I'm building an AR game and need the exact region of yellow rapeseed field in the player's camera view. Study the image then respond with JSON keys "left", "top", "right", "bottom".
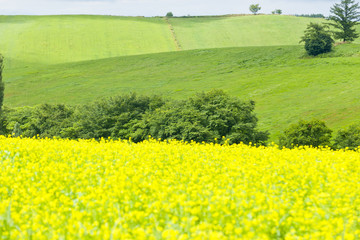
{"left": 0, "top": 136, "right": 359, "bottom": 239}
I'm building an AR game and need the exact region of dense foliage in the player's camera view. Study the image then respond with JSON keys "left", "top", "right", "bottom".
{"left": 130, "top": 90, "right": 269, "bottom": 144}
{"left": 9, "top": 104, "right": 74, "bottom": 138}
{"left": 0, "top": 56, "right": 4, "bottom": 112}
{"left": 327, "top": 0, "right": 360, "bottom": 42}
{"left": 3, "top": 91, "right": 268, "bottom": 145}
{"left": 333, "top": 123, "right": 360, "bottom": 150}
{"left": 300, "top": 23, "right": 334, "bottom": 56}
{"left": 279, "top": 119, "right": 333, "bottom": 148}
{"left": 68, "top": 94, "right": 164, "bottom": 140}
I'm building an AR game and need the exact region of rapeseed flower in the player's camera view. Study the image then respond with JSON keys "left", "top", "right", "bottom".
{"left": 0, "top": 136, "right": 359, "bottom": 239}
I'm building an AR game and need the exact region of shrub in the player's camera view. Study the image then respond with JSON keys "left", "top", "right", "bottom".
{"left": 6, "top": 104, "right": 74, "bottom": 138}
{"left": 333, "top": 123, "right": 360, "bottom": 150}
{"left": 279, "top": 119, "right": 332, "bottom": 148}
{"left": 2, "top": 91, "right": 267, "bottom": 145}
{"left": 300, "top": 22, "right": 334, "bottom": 56}
{"left": 0, "top": 108, "right": 8, "bottom": 135}
{"left": 131, "top": 90, "right": 269, "bottom": 144}
{"left": 68, "top": 93, "right": 165, "bottom": 140}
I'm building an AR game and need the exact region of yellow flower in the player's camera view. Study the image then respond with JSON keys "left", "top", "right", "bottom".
{"left": 0, "top": 136, "right": 359, "bottom": 239}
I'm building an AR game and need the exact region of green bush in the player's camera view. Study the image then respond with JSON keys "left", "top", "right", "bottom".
{"left": 2, "top": 91, "right": 268, "bottom": 145}
{"left": 130, "top": 101, "right": 213, "bottom": 143}
{"left": 131, "top": 90, "right": 269, "bottom": 144}
{"left": 67, "top": 93, "right": 164, "bottom": 140}
{"left": 279, "top": 119, "right": 332, "bottom": 148}
{"left": 0, "top": 108, "right": 8, "bottom": 135}
{"left": 333, "top": 124, "right": 360, "bottom": 150}
{"left": 300, "top": 23, "right": 334, "bottom": 56}
{"left": 5, "top": 104, "right": 74, "bottom": 138}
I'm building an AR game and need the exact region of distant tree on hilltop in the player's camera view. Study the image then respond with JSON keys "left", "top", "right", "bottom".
{"left": 249, "top": 4, "right": 261, "bottom": 15}
{"left": 166, "top": 12, "right": 174, "bottom": 17}
{"left": 327, "top": 0, "right": 360, "bottom": 42}
{"left": 272, "top": 9, "right": 282, "bottom": 15}
{"left": 295, "top": 14, "right": 325, "bottom": 18}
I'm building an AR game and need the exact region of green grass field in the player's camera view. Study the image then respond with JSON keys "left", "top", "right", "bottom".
{"left": 0, "top": 14, "right": 329, "bottom": 69}
{"left": 169, "top": 15, "right": 324, "bottom": 49}
{"left": 5, "top": 43, "right": 360, "bottom": 138}
{"left": 1, "top": 14, "right": 360, "bottom": 138}
{"left": 0, "top": 15, "right": 176, "bottom": 68}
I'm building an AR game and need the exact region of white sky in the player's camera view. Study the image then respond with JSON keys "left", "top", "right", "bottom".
{"left": 0, "top": 0, "right": 339, "bottom": 16}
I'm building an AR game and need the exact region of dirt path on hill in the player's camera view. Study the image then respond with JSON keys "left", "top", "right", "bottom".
{"left": 165, "top": 18, "right": 182, "bottom": 51}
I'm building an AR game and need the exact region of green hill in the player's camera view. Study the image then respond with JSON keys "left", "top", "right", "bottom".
{"left": 169, "top": 15, "right": 325, "bottom": 49}
{"left": 0, "top": 15, "right": 329, "bottom": 69}
{"left": 1, "top": 14, "right": 360, "bottom": 138}
{"left": 0, "top": 15, "right": 176, "bottom": 68}
{"left": 5, "top": 44, "right": 360, "bottom": 138}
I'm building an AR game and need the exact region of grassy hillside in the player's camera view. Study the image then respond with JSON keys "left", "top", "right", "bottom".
{"left": 2, "top": 14, "right": 360, "bottom": 138}
{"left": 169, "top": 15, "right": 325, "bottom": 49}
{"left": 5, "top": 44, "right": 360, "bottom": 138}
{"left": 0, "top": 14, "right": 336, "bottom": 69}
{"left": 0, "top": 15, "right": 176, "bottom": 68}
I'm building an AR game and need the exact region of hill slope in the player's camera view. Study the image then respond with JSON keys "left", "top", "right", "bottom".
{"left": 0, "top": 15, "right": 176, "bottom": 68}
{"left": 169, "top": 15, "right": 324, "bottom": 49}
{"left": 0, "top": 14, "right": 333, "bottom": 69}
{"left": 2, "top": 15, "right": 360, "bottom": 138}
{"left": 5, "top": 44, "right": 360, "bottom": 138}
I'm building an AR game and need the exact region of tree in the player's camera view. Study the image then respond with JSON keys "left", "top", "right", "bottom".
{"left": 5, "top": 104, "right": 74, "bottom": 138}
{"left": 0, "top": 55, "right": 4, "bottom": 112}
{"left": 333, "top": 124, "right": 360, "bottom": 150}
{"left": 327, "top": 0, "right": 360, "bottom": 42}
{"left": 130, "top": 90, "right": 269, "bottom": 145}
{"left": 70, "top": 93, "right": 164, "bottom": 140}
{"left": 249, "top": 4, "right": 261, "bottom": 15}
{"left": 300, "top": 22, "right": 334, "bottom": 56}
{"left": 279, "top": 119, "right": 332, "bottom": 149}
{"left": 166, "top": 12, "right": 174, "bottom": 17}
{"left": 272, "top": 9, "right": 282, "bottom": 15}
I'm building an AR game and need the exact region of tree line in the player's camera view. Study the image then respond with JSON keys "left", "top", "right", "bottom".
{"left": 1, "top": 88, "right": 360, "bottom": 150}
{"left": 2, "top": 90, "right": 269, "bottom": 145}
{"left": 279, "top": 119, "right": 360, "bottom": 150}
{"left": 295, "top": 14, "right": 325, "bottom": 18}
